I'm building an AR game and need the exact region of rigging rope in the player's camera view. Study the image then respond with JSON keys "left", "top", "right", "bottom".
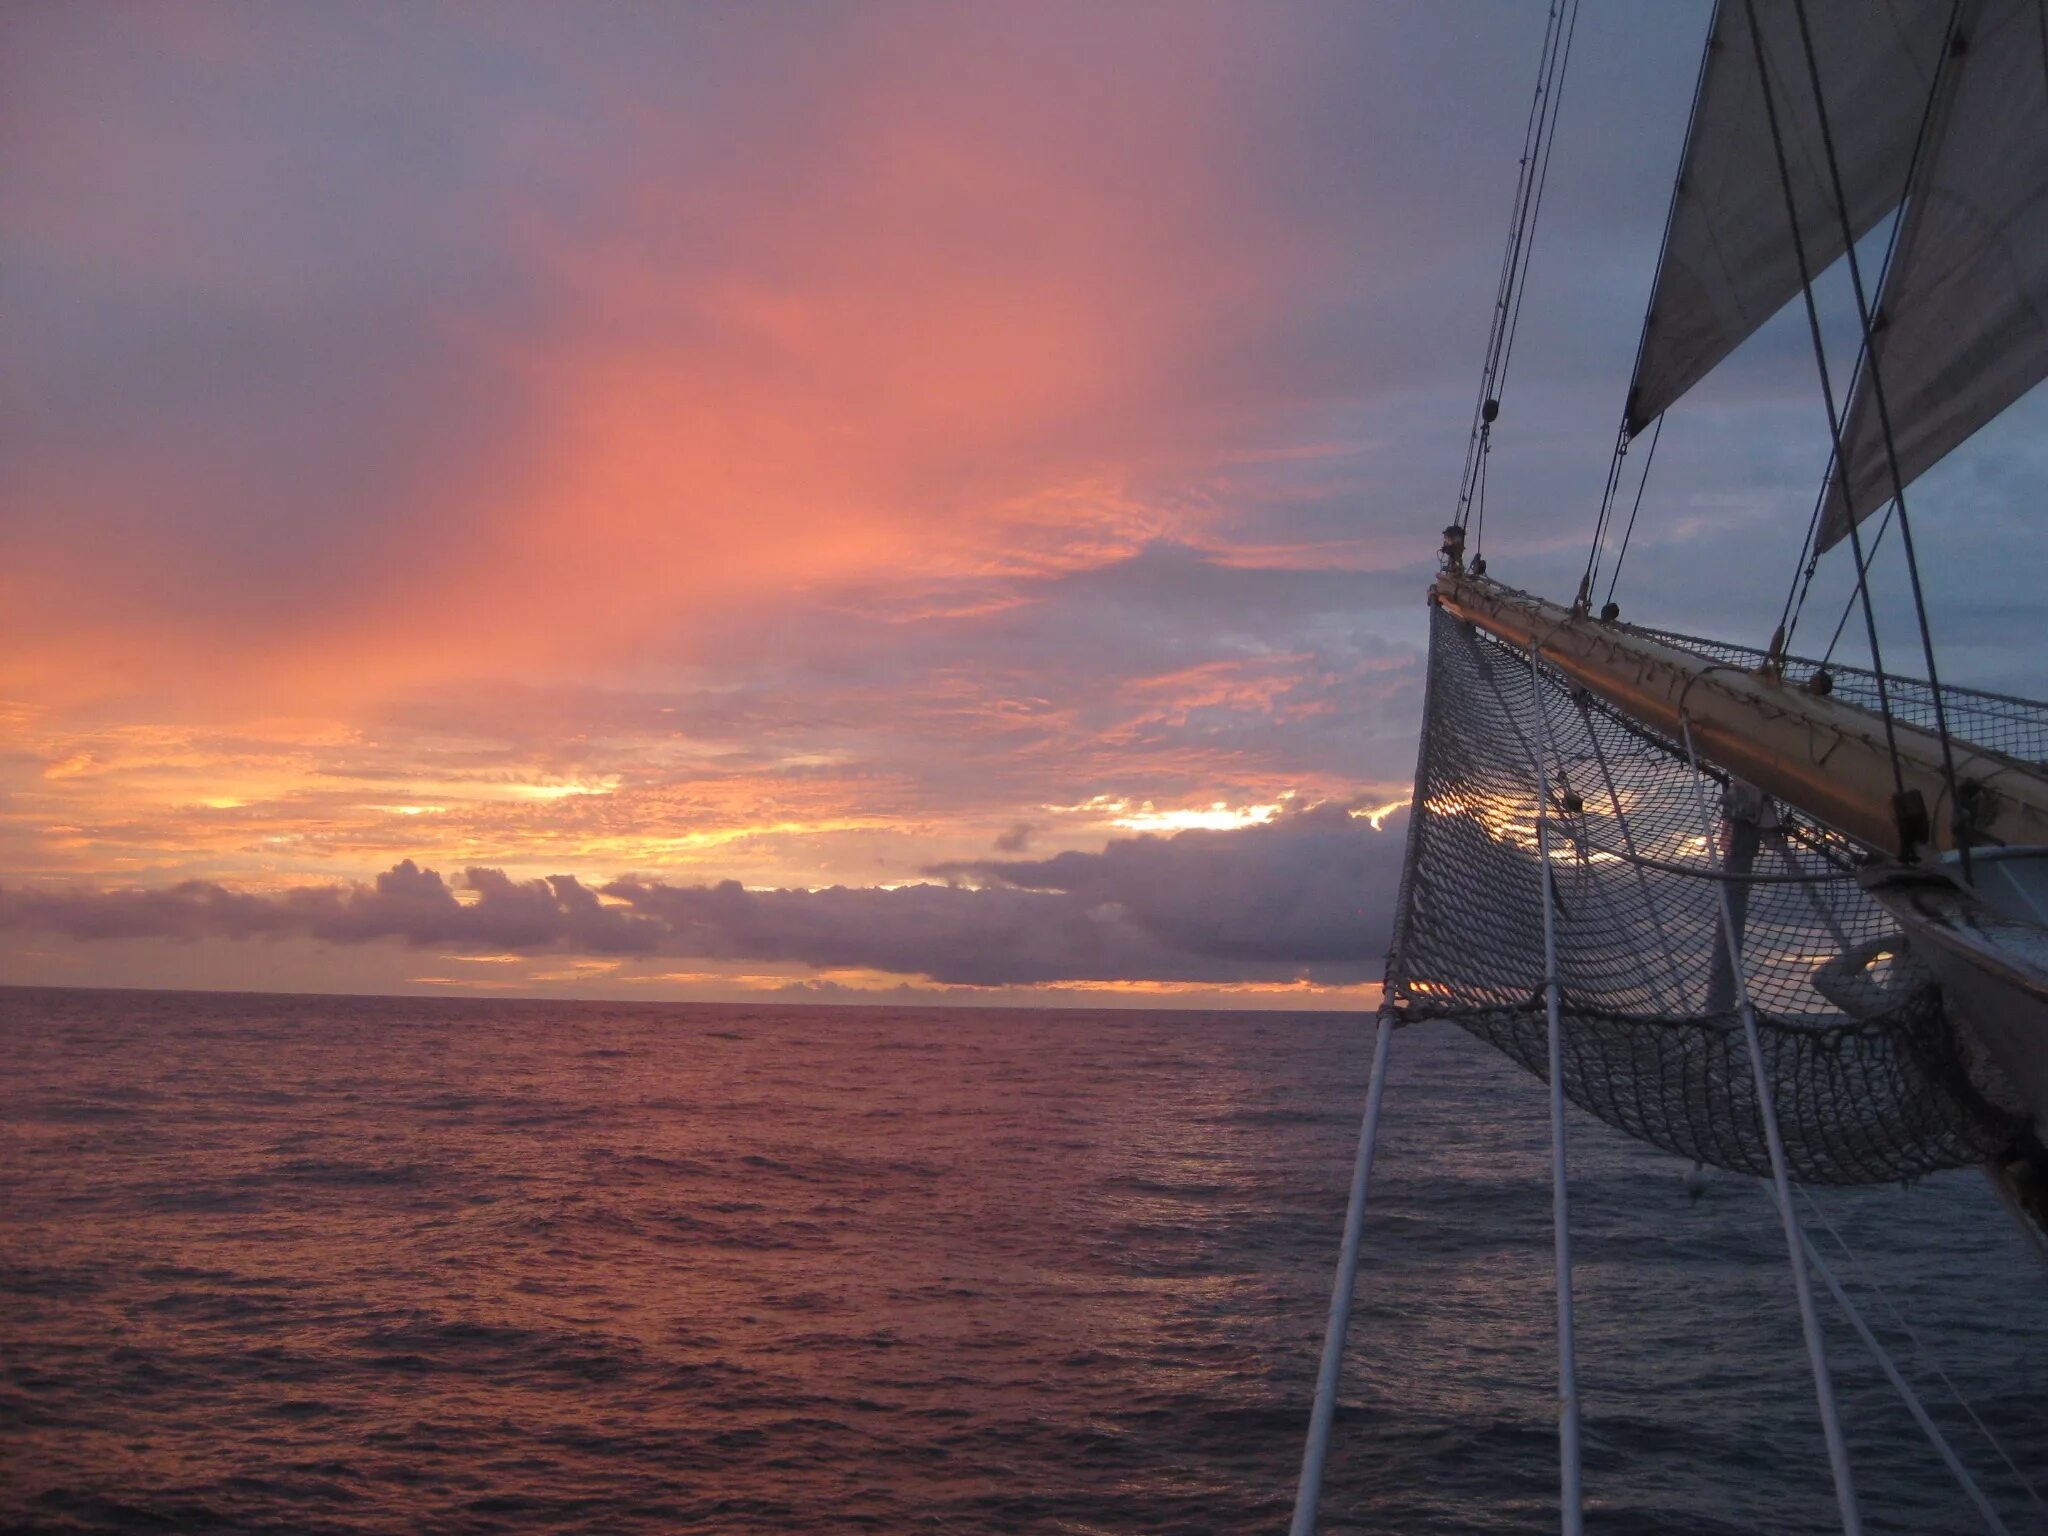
{"left": 1784, "top": 0, "right": 1973, "bottom": 877}
{"left": 1599, "top": 413, "right": 1662, "bottom": 609}
{"left": 1288, "top": 1011, "right": 1395, "bottom": 1536}
{"left": 1777, "top": 1190, "right": 2014, "bottom": 1536}
{"left": 1581, "top": 1, "right": 1714, "bottom": 607}
{"left": 1821, "top": 507, "right": 1895, "bottom": 668}
{"left": 1774, "top": 0, "right": 1962, "bottom": 659}
{"left": 1552, "top": 821, "right": 1858, "bottom": 883}
{"left": 1453, "top": 0, "right": 1582, "bottom": 553}
{"left": 1799, "top": 1186, "right": 2048, "bottom": 1515}
{"left": 1528, "top": 647, "right": 1587, "bottom": 1535}
{"left": 1776, "top": 478, "right": 1835, "bottom": 655}
{"left": 1740, "top": 0, "right": 1914, "bottom": 839}
{"left": 1494, "top": 0, "right": 1580, "bottom": 411}
{"left": 1682, "top": 714, "right": 1862, "bottom": 1536}
{"left": 1290, "top": 590, "right": 1446, "bottom": 1535}
{"left": 1580, "top": 424, "right": 1634, "bottom": 606}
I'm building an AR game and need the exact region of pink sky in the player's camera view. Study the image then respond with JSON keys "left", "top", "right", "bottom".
{"left": 7, "top": 3, "right": 2040, "bottom": 1005}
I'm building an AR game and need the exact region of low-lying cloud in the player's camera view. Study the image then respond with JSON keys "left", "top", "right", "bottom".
{"left": 0, "top": 802, "right": 1406, "bottom": 988}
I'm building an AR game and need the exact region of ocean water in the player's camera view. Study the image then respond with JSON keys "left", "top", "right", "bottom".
{"left": 1, "top": 988, "right": 2042, "bottom": 1535}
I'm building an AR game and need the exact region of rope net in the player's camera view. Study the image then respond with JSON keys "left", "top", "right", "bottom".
{"left": 1389, "top": 605, "right": 2021, "bottom": 1185}
{"left": 1639, "top": 625, "right": 2048, "bottom": 767}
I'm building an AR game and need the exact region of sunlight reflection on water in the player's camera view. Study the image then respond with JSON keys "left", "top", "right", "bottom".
{"left": 1, "top": 988, "right": 2042, "bottom": 1535}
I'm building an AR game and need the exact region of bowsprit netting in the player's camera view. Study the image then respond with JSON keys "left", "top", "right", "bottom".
{"left": 1638, "top": 625, "right": 2048, "bottom": 767}
{"left": 1389, "top": 606, "right": 2018, "bottom": 1185}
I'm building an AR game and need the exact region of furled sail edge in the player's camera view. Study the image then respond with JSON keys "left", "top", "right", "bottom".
{"left": 1624, "top": 0, "right": 1952, "bottom": 436}
{"left": 1820, "top": 0, "right": 2048, "bottom": 549}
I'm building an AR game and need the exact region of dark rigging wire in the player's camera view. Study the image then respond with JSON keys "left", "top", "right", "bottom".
{"left": 1582, "top": 2, "right": 1715, "bottom": 609}
{"left": 1494, "top": 0, "right": 1581, "bottom": 405}
{"left": 1580, "top": 423, "right": 1633, "bottom": 604}
{"left": 1787, "top": 0, "right": 1972, "bottom": 876}
{"left": 1822, "top": 507, "right": 1895, "bottom": 665}
{"left": 1815, "top": 0, "right": 2038, "bottom": 671}
{"left": 1739, "top": 0, "right": 1912, "bottom": 817}
{"left": 1775, "top": 0, "right": 1963, "bottom": 658}
{"left": 1600, "top": 414, "right": 1662, "bottom": 608}
{"left": 1456, "top": 0, "right": 1567, "bottom": 538}
{"left": 1453, "top": 0, "right": 1581, "bottom": 552}
{"left": 1453, "top": 3, "right": 1560, "bottom": 534}
{"left": 1826, "top": 512, "right": 1900, "bottom": 667}
{"left": 1473, "top": 434, "right": 1489, "bottom": 555}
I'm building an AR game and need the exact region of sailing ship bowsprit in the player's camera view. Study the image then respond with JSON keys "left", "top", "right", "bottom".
{"left": 1293, "top": 3, "right": 2048, "bottom": 1532}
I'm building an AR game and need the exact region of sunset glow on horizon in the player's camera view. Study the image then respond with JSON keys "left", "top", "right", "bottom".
{"left": 3, "top": 2, "right": 1478, "bottom": 1006}
{"left": 9, "top": 2, "right": 2042, "bottom": 1006}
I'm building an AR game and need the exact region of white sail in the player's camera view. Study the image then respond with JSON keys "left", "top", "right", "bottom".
{"left": 1626, "top": 0, "right": 1952, "bottom": 434}
{"left": 1821, "top": 0, "right": 2048, "bottom": 549}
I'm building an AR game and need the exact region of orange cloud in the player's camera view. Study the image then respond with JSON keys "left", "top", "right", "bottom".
{"left": 0, "top": 5, "right": 1454, "bottom": 999}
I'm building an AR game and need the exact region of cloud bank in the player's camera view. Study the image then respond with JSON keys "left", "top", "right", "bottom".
{"left": 9, "top": 4, "right": 2046, "bottom": 1002}
{"left": 0, "top": 803, "right": 1405, "bottom": 988}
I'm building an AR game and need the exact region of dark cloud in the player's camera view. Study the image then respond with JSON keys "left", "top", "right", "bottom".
{"left": 0, "top": 805, "right": 1406, "bottom": 987}
{"left": 928, "top": 800, "right": 1403, "bottom": 966}
{"left": 0, "top": 860, "right": 663, "bottom": 954}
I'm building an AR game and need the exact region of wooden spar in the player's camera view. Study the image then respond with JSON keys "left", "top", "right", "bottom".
{"left": 1430, "top": 571, "right": 2048, "bottom": 857}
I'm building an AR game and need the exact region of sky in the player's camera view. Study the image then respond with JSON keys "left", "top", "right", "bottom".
{"left": 5, "top": 1, "right": 2045, "bottom": 1009}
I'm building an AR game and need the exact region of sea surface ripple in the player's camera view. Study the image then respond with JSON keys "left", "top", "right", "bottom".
{"left": 2, "top": 987, "right": 2043, "bottom": 1534}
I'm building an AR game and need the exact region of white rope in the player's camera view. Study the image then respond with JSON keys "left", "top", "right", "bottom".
{"left": 1768, "top": 1188, "right": 2013, "bottom": 1535}
{"left": 1528, "top": 648, "right": 1586, "bottom": 1536}
{"left": 1289, "top": 1008, "right": 1396, "bottom": 1536}
{"left": 1681, "top": 718, "right": 1862, "bottom": 1536}
{"left": 1799, "top": 1186, "right": 2046, "bottom": 1513}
